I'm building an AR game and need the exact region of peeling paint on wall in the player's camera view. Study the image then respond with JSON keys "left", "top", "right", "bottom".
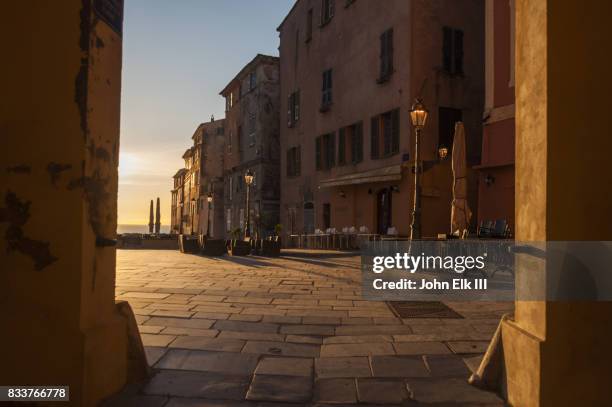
{"left": 0, "top": 191, "right": 58, "bottom": 271}
{"left": 47, "top": 162, "right": 72, "bottom": 186}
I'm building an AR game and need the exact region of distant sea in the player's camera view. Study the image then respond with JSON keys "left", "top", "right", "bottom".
{"left": 117, "top": 224, "right": 170, "bottom": 234}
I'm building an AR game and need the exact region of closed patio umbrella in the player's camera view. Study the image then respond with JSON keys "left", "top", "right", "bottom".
{"left": 451, "top": 122, "right": 472, "bottom": 237}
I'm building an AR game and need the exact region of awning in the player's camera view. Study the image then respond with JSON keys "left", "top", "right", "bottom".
{"left": 319, "top": 165, "right": 402, "bottom": 188}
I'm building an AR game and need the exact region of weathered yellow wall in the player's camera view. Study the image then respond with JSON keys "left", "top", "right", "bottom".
{"left": 507, "top": 0, "right": 612, "bottom": 405}
{"left": 0, "top": 1, "right": 128, "bottom": 405}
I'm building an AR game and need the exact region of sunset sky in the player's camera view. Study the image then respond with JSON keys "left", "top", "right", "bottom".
{"left": 118, "top": 0, "right": 294, "bottom": 226}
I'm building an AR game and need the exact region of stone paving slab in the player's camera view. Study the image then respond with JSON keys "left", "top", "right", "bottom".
{"left": 407, "top": 377, "right": 504, "bottom": 404}
{"left": 446, "top": 340, "right": 491, "bottom": 354}
{"left": 146, "top": 316, "right": 215, "bottom": 329}
{"left": 143, "top": 370, "right": 250, "bottom": 400}
{"left": 170, "top": 336, "right": 246, "bottom": 352}
{"left": 157, "top": 349, "right": 259, "bottom": 375}
{"left": 242, "top": 340, "right": 320, "bottom": 357}
{"left": 112, "top": 249, "right": 513, "bottom": 406}
{"left": 314, "top": 378, "right": 358, "bottom": 404}
{"left": 356, "top": 378, "right": 410, "bottom": 404}
{"left": 315, "top": 357, "right": 371, "bottom": 378}
{"left": 370, "top": 356, "right": 429, "bottom": 378}
{"left": 246, "top": 375, "right": 312, "bottom": 403}
{"left": 254, "top": 356, "right": 313, "bottom": 377}
{"left": 320, "top": 342, "right": 396, "bottom": 357}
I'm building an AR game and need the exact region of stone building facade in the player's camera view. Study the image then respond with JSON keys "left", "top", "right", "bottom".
{"left": 220, "top": 54, "right": 281, "bottom": 238}
{"left": 170, "top": 119, "right": 226, "bottom": 237}
{"left": 170, "top": 168, "right": 187, "bottom": 234}
{"left": 193, "top": 118, "right": 226, "bottom": 238}
{"left": 475, "top": 0, "right": 515, "bottom": 232}
{"left": 278, "top": 0, "right": 484, "bottom": 238}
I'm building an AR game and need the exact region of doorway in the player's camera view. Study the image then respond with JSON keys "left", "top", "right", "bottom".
{"left": 377, "top": 188, "right": 392, "bottom": 235}
{"left": 303, "top": 202, "right": 314, "bottom": 234}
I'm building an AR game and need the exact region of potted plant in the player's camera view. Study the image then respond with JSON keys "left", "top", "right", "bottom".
{"left": 228, "top": 228, "right": 251, "bottom": 256}
{"left": 262, "top": 224, "right": 282, "bottom": 257}
{"left": 178, "top": 234, "right": 199, "bottom": 254}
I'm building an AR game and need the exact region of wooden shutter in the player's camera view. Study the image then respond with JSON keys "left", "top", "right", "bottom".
{"left": 287, "top": 94, "right": 293, "bottom": 127}
{"left": 454, "top": 30, "right": 464, "bottom": 74}
{"left": 354, "top": 121, "right": 363, "bottom": 163}
{"left": 295, "top": 90, "right": 300, "bottom": 121}
{"left": 380, "top": 31, "right": 387, "bottom": 78}
{"left": 387, "top": 29, "right": 394, "bottom": 74}
{"left": 442, "top": 26, "right": 452, "bottom": 73}
{"left": 328, "top": 132, "right": 336, "bottom": 168}
{"left": 371, "top": 117, "right": 379, "bottom": 159}
{"left": 321, "top": 71, "right": 327, "bottom": 106}
{"left": 383, "top": 113, "right": 392, "bottom": 156}
{"left": 338, "top": 128, "right": 346, "bottom": 165}
{"left": 315, "top": 137, "right": 322, "bottom": 170}
{"left": 391, "top": 108, "right": 400, "bottom": 153}
{"left": 296, "top": 145, "right": 301, "bottom": 175}
{"left": 329, "top": 0, "right": 335, "bottom": 19}
{"left": 286, "top": 149, "right": 292, "bottom": 176}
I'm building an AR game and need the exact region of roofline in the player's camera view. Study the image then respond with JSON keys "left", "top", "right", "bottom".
{"left": 172, "top": 168, "right": 187, "bottom": 178}
{"left": 277, "top": 0, "right": 300, "bottom": 32}
{"left": 219, "top": 53, "right": 280, "bottom": 96}
{"left": 191, "top": 118, "right": 226, "bottom": 139}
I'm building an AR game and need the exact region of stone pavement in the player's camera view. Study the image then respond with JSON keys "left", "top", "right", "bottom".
{"left": 104, "top": 249, "right": 511, "bottom": 407}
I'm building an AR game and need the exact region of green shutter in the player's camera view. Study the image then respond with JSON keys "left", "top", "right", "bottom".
{"left": 355, "top": 121, "right": 363, "bottom": 163}
{"left": 371, "top": 117, "right": 379, "bottom": 159}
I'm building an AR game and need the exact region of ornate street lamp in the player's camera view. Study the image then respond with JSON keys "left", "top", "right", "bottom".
{"left": 206, "top": 192, "right": 213, "bottom": 238}
{"left": 438, "top": 146, "right": 449, "bottom": 161}
{"left": 244, "top": 169, "right": 254, "bottom": 240}
{"left": 409, "top": 98, "right": 429, "bottom": 240}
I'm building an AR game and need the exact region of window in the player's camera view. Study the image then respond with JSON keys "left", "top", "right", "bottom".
{"left": 321, "top": 69, "right": 333, "bottom": 110}
{"left": 379, "top": 28, "right": 394, "bottom": 82}
{"left": 248, "top": 113, "right": 256, "bottom": 146}
{"left": 338, "top": 121, "right": 363, "bottom": 165}
{"left": 239, "top": 208, "right": 245, "bottom": 229}
{"left": 321, "top": 0, "right": 335, "bottom": 25}
{"left": 295, "top": 30, "right": 300, "bottom": 66}
{"left": 438, "top": 107, "right": 462, "bottom": 151}
{"left": 316, "top": 132, "right": 335, "bottom": 170}
{"left": 228, "top": 130, "right": 233, "bottom": 153}
{"left": 306, "top": 9, "right": 313, "bottom": 42}
{"left": 229, "top": 176, "right": 233, "bottom": 201}
{"left": 249, "top": 71, "right": 257, "bottom": 91}
{"left": 442, "top": 26, "right": 464, "bottom": 75}
{"left": 216, "top": 126, "right": 224, "bottom": 135}
{"left": 371, "top": 108, "right": 400, "bottom": 158}
{"left": 287, "top": 90, "right": 300, "bottom": 127}
{"left": 226, "top": 91, "right": 235, "bottom": 111}
{"left": 286, "top": 146, "right": 301, "bottom": 177}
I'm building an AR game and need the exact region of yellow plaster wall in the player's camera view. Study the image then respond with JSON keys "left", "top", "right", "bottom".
{"left": 507, "top": 0, "right": 612, "bottom": 405}
{"left": 0, "top": 1, "right": 129, "bottom": 405}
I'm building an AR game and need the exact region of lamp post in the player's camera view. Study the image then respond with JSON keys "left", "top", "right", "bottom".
{"left": 409, "top": 98, "right": 429, "bottom": 240}
{"left": 244, "top": 169, "right": 254, "bottom": 240}
{"left": 206, "top": 192, "right": 213, "bottom": 238}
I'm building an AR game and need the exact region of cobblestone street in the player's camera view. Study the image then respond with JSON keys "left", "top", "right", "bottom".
{"left": 106, "top": 250, "right": 511, "bottom": 406}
